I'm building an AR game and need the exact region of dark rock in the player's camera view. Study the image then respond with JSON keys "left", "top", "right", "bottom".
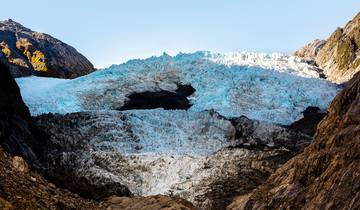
{"left": 288, "top": 106, "right": 326, "bottom": 136}
{"left": 0, "top": 19, "right": 95, "bottom": 78}
{"left": 0, "top": 61, "right": 45, "bottom": 164}
{"left": 118, "top": 84, "right": 195, "bottom": 110}
{"left": 0, "top": 147, "right": 102, "bottom": 209}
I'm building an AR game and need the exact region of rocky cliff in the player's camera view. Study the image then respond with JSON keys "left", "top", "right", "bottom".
{"left": 0, "top": 19, "right": 95, "bottom": 78}
{"left": 228, "top": 61, "right": 360, "bottom": 210}
{"left": 295, "top": 12, "right": 360, "bottom": 84}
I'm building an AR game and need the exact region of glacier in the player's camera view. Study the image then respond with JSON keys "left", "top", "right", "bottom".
{"left": 16, "top": 51, "right": 339, "bottom": 124}
{"left": 16, "top": 51, "right": 342, "bottom": 208}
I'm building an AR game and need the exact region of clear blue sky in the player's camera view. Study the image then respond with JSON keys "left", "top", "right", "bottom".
{"left": 1, "top": 0, "right": 359, "bottom": 68}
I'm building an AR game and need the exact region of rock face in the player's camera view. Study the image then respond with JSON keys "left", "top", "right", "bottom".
{"left": 34, "top": 108, "right": 322, "bottom": 209}
{"left": 0, "top": 60, "right": 46, "bottom": 164}
{"left": 227, "top": 72, "right": 360, "bottom": 209}
{"left": 295, "top": 12, "right": 360, "bottom": 83}
{"left": 0, "top": 19, "right": 95, "bottom": 78}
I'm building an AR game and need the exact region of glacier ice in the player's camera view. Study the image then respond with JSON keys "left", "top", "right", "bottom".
{"left": 16, "top": 51, "right": 339, "bottom": 125}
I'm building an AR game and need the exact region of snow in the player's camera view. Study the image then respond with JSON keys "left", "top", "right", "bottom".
{"left": 16, "top": 51, "right": 340, "bottom": 124}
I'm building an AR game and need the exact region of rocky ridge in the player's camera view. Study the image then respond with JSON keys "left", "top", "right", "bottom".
{"left": 0, "top": 19, "right": 95, "bottom": 78}
{"left": 295, "top": 12, "right": 360, "bottom": 83}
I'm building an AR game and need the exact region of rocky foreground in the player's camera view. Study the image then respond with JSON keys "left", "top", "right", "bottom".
{"left": 0, "top": 146, "right": 195, "bottom": 210}
{"left": 0, "top": 19, "right": 95, "bottom": 78}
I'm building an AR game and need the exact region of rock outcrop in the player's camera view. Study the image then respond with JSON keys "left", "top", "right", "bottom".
{"left": 228, "top": 68, "right": 360, "bottom": 210}
{"left": 0, "top": 19, "right": 95, "bottom": 78}
{"left": 295, "top": 12, "right": 360, "bottom": 83}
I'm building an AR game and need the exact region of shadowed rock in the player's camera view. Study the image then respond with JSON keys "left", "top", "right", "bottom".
{"left": 0, "top": 60, "right": 45, "bottom": 164}
{"left": 287, "top": 106, "right": 326, "bottom": 136}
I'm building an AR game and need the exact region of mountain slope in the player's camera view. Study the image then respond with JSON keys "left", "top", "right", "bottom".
{"left": 0, "top": 19, "right": 95, "bottom": 78}
{"left": 295, "top": 12, "right": 360, "bottom": 84}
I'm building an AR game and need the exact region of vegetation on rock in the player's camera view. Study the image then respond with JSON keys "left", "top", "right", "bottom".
{"left": 295, "top": 12, "right": 360, "bottom": 83}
